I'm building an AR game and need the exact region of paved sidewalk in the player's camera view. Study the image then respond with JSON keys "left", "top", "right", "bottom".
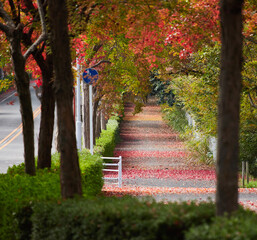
{"left": 103, "top": 97, "right": 257, "bottom": 211}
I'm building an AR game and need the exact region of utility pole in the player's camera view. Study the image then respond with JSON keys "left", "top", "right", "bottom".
{"left": 76, "top": 61, "right": 82, "bottom": 151}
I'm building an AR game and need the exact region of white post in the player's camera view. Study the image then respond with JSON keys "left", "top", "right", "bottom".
{"left": 242, "top": 161, "right": 245, "bottom": 187}
{"left": 76, "top": 62, "right": 82, "bottom": 151}
{"left": 82, "top": 81, "right": 85, "bottom": 148}
{"left": 246, "top": 161, "right": 249, "bottom": 184}
{"left": 118, "top": 156, "right": 122, "bottom": 188}
{"left": 89, "top": 84, "right": 93, "bottom": 155}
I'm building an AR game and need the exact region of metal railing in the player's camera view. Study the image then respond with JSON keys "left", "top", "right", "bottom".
{"left": 101, "top": 156, "right": 122, "bottom": 188}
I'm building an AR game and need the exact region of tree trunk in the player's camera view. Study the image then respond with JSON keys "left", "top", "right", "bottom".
{"left": 10, "top": 28, "right": 35, "bottom": 176}
{"left": 216, "top": 0, "right": 243, "bottom": 216}
{"left": 93, "top": 98, "right": 100, "bottom": 145}
{"left": 84, "top": 84, "right": 90, "bottom": 149}
{"left": 48, "top": 0, "right": 82, "bottom": 198}
{"left": 101, "top": 110, "right": 107, "bottom": 131}
{"left": 20, "top": 0, "right": 55, "bottom": 169}
{"left": 37, "top": 55, "right": 55, "bottom": 169}
{"left": 95, "top": 110, "right": 101, "bottom": 139}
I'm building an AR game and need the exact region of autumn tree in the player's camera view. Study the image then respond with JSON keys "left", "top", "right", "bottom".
{"left": 161, "top": 0, "right": 251, "bottom": 215}
{"left": 0, "top": 38, "right": 13, "bottom": 92}
{"left": 69, "top": 1, "right": 157, "bottom": 149}
{"left": 0, "top": 0, "right": 47, "bottom": 175}
{"left": 216, "top": 0, "right": 244, "bottom": 216}
{"left": 48, "top": 0, "right": 82, "bottom": 198}
{"left": 21, "top": 0, "right": 55, "bottom": 169}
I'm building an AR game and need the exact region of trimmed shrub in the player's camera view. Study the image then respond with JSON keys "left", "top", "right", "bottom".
{"left": 44, "top": 150, "right": 104, "bottom": 197}
{"left": 94, "top": 117, "right": 120, "bottom": 157}
{"left": 1, "top": 150, "right": 103, "bottom": 239}
{"left": 30, "top": 198, "right": 215, "bottom": 240}
{"left": 186, "top": 209, "right": 257, "bottom": 240}
{"left": 0, "top": 114, "right": 121, "bottom": 239}
{"left": 0, "top": 170, "right": 61, "bottom": 239}
{"left": 79, "top": 150, "right": 104, "bottom": 196}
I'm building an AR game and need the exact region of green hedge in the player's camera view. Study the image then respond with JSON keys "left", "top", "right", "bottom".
{"left": 0, "top": 170, "right": 61, "bottom": 240}
{"left": 186, "top": 209, "right": 257, "bottom": 240}
{"left": 44, "top": 150, "right": 104, "bottom": 197}
{"left": 78, "top": 150, "right": 104, "bottom": 196}
{"left": 25, "top": 198, "right": 257, "bottom": 240}
{"left": 0, "top": 114, "right": 121, "bottom": 239}
{"left": 94, "top": 116, "right": 120, "bottom": 157}
{"left": 0, "top": 151, "right": 103, "bottom": 240}
{"left": 26, "top": 198, "right": 215, "bottom": 240}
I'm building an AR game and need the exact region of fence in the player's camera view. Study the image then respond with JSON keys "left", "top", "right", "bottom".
{"left": 101, "top": 156, "right": 122, "bottom": 188}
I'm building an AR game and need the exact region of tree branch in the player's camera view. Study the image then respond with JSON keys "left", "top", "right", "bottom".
{"left": 90, "top": 60, "right": 111, "bottom": 69}
{"left": 167, "top": 68, "right": 203, "bottom": 76}
{"left": 23, "top": 0, "right": 47, "bottom": 59}
{"left": 37, "top": 0, "right": 47, "bottom": 34}
{"left": 24, "top": 32, "right": 46, "bottom": 59}
{"left": 0, "top": 22, "right": 11, "bottom": 35}
{"left": 8, "top": 0, "right": 19, "bottom": 23}
{"left": 23, "top": 0, "right": 37, "bottom": 12}
{"left": 248, "top": 93, "right": 257, "bottom": 109}
{"left": 0, "top": 2, "right": 15, "bottom": 28}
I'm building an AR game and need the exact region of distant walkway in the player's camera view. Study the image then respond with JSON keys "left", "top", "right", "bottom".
{"left": 103, "top": 97, "right": 257, "bottom": 211}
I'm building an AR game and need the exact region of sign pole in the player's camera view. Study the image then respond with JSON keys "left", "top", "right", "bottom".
{"left": 82, "top": 68, "right": 99, "bottom": 155}
{"left": 76, "top": 62, "right": 82, "bottom": 151}
{"left": 89, "top": 84, "right": 93, "bottom": 155}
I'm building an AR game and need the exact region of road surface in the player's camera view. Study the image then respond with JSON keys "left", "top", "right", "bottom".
{"left": 0, "top": 85, "right": 42, "bottom": 173}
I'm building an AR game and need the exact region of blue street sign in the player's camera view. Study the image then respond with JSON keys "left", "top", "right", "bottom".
{"left": 82, "top": 68, "right": 99, "bottom": 84}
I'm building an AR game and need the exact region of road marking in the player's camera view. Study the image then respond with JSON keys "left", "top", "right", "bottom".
{"left": 0, "top": 129, "right": 23, "bottom": 150}
{"left": 0, "top": 105, "right": 41, "bottom": 150}
{"left": 0, "top": 122, "right": 22, "bottom": 145}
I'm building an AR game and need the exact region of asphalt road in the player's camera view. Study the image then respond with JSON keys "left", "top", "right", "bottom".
{"left": 0, "top": 85, "right": 42, "bottom": 173}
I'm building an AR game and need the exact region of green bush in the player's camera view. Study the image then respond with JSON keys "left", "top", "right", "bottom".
{"left": 244, "top": 180, "right": 257, "bottom": 188}
{"left": 94, "top": 117, "right": 120, "bottom": 157}
{"left": 0, "top": 170, "right": 61, "bottom": 239}
{"left": 29, "top": 198, "right": 215, "bottom": 240}
{"left": 44, "top": 150, "right": 104, "bottom": 197}
{"left": 240, "top": 128, "right": 257, "bottom": 177}
{"left": 7, "top": 162, "right": 27, "bottom": 176}
{"left": 186, "top": 209, "right": 257, "bottom": 240}
{"left": 1, "top": 151, "right": 103, "bottom": 239}
{"left": 157, "top": 44, "right": 257, "bottom": 169}
{"left": 162, "top": 104, "right": 213, "bottom": 164}
{"left": 162, "top": 104, "right": 188, "bottom": 134}
{"left": 0, "top": 114, "right": 121, "bottom": 239}
{"left": 79, "top": 149, "right": 104, "bottom": 196}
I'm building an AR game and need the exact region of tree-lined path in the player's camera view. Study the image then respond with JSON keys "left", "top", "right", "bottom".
{"left": 103, "top": 97, "right": 257, "bottom": 211}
